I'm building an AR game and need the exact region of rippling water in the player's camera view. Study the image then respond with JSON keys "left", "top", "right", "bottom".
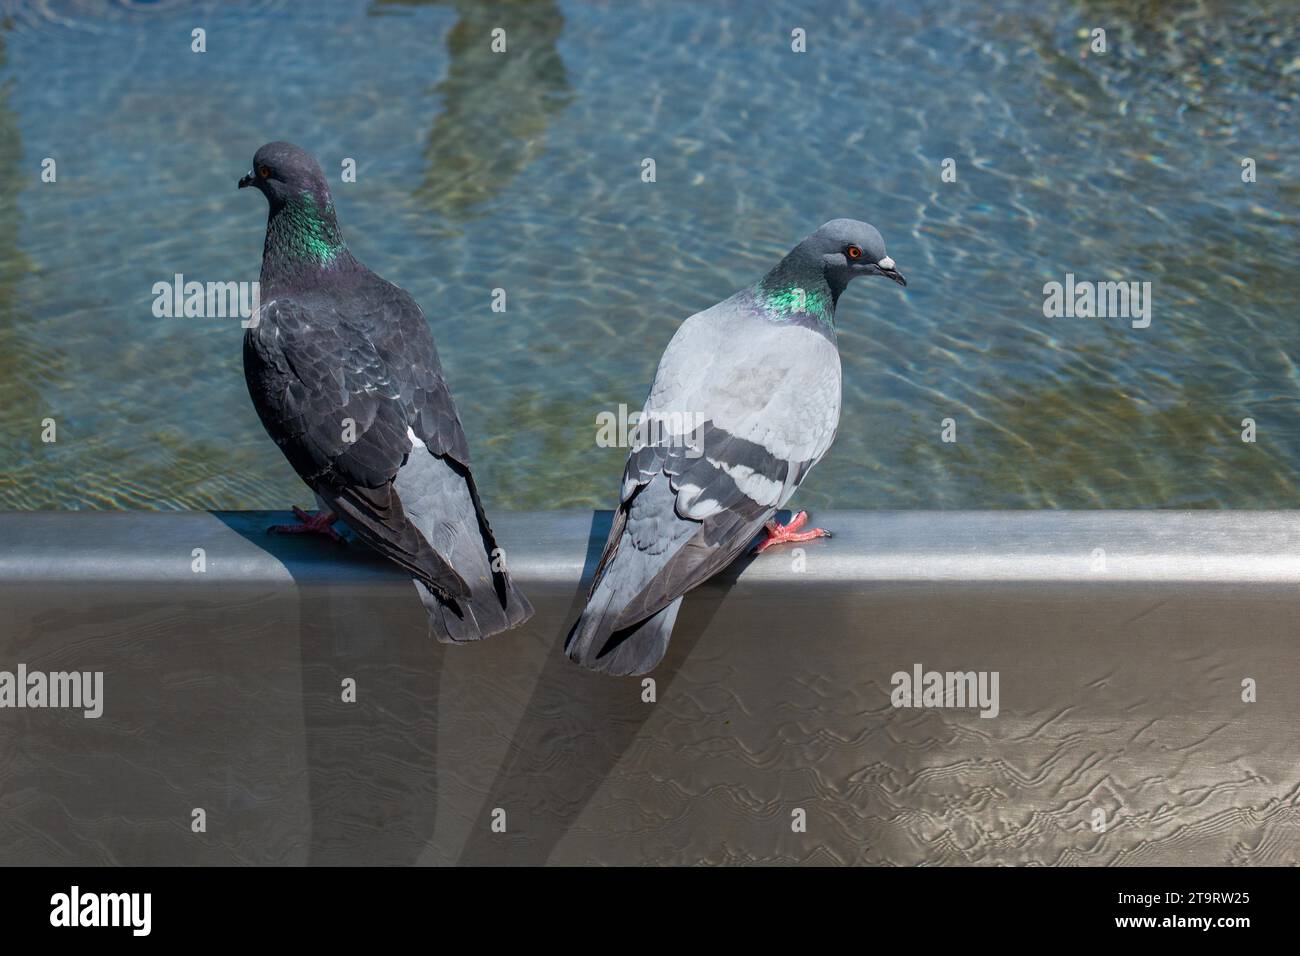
{"left": 0, "top": 0, "right": 1296, "bottom": 511}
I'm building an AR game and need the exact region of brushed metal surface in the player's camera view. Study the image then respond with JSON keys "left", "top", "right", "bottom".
{"left": 0, "top": 510, "right": 1297, "bottom": 865}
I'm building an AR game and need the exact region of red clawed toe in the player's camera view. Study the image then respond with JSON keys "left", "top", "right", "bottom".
{"left": 753, "top": 510, "right": 831, "bottom": 554}
{"left": 267, "top": 508, "right": 345, "bottom": 543}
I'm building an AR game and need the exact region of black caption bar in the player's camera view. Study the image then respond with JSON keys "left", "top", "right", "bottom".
{"left": 0, "top": 866, "right": 1282, "bottom": 943}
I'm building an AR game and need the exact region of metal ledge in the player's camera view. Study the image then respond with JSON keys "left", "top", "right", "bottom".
{"left": 1, "top": 510, "right": 1298, "bottom": 866}
{"left": 5, "top": 509, "right": 1300, "bottom": 585}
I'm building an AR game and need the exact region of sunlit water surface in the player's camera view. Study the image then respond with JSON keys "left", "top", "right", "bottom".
{"left": 0, "top": 0, "right": 1297, "bottom": 512}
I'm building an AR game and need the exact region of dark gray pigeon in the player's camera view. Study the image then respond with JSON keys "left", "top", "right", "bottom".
{"left": 239, "top": 141, "right": 532, "bottom": 642}
{"left": 566, "top": 219, "right": 905, "bottom": 675}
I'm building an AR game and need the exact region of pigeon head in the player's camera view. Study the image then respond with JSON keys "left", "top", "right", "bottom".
{"left": 238, "top": 141, "right": 332, "bottom": 209}
{"left": 758, "top": 219, "right": 904, "bottom": 322}
{"left": 240, "top": 142, "right": 349, "bottom": 279}
{"left": 803, "top": 218, "right": 906, "bottom": 291}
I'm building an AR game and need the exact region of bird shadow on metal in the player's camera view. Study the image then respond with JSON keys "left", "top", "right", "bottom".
{"left": 454, "top": 509, "right": 769, "bottom": 866}
{"left": 214, "top": 511, "right": 445, "bottom": 865}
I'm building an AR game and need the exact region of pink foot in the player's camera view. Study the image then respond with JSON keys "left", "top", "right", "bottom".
{"left": 267, "top": 506, "right": 345, "bottom": 543}
{"left": 753, "top": 511, "right": 831, "bottom": 554}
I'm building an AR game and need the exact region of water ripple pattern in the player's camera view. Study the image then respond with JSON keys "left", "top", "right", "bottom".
{"left": 0, "top": 0, "right": 1296, "bottom": 510}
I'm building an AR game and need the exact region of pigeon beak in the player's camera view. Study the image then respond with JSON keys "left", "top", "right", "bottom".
{"left": 876, "top": 256, "right": 906, "bottom": 287}
{"left": 238, "top": 171, "right": 255, "bottom": 189}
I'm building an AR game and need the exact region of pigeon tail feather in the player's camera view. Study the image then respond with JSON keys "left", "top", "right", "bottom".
{"left": 565, "top": 593, "right": 682, "bottom": 677}
{"left": 418, "top": 573, "right": 533, "bottom": 644}
{"left": 393, "top": 446, "right": 533, "bottom": 643}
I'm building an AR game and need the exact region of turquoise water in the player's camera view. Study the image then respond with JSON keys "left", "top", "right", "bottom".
{"left": 0, "top": 0, "right": 1296, "bottom": 511}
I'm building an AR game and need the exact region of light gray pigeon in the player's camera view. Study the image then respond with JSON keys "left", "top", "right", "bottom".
{"left": 566, "top": 219, "right": 905, "bottom": 675}
{"left": 239, "top": 141, "right": 533, "bottom": 642}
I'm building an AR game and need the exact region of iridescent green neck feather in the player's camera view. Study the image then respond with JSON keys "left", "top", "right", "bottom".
{"left": 756, "top": 247, "right": 835, "bottom": 325}
{"left": 758, "top": 282, "right": 833, "bottom": 322}
{"left": 262, "top": 190, "right": 348, "bottom": 284}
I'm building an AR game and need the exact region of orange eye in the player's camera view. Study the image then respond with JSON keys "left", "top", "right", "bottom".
{"left": 257, "top": 165, "right": 271, "bottom": 179}
{"left": 846, "top": 245, "right": 862, "bottom": 259}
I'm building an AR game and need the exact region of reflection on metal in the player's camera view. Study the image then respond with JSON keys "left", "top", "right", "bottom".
{"left": 1, "top": 510, "right": 1297, "bottom": 865}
